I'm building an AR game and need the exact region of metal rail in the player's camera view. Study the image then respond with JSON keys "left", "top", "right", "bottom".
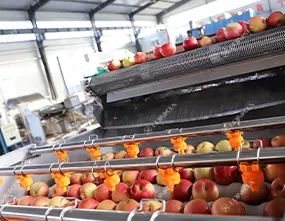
{"left": 0, "top": 206, "right": 280, "bottom": 221}
{"left": 27, "top": 116, "right": 285, "bottom": 156}
{"left": 2, "top": 147, "right": 285, "bottom": 176}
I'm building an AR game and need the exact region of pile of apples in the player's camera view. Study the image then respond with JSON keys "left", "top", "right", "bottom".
{"left": 11, "top": 134, "right": 285, "bottom": 218}
{"left": 183, "top": 11, "right": 285, "bottom": 52}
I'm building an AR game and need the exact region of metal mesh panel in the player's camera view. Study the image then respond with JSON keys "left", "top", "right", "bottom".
{"left": 90, "top": 26, "right": 285, "bottom": 96}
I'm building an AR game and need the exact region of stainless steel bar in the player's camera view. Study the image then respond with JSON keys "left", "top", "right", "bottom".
{"left": 1, "top": 148, "right": 285, "bottom": 176}
{"left": 28, "top": 116, "right": 285, "bottom": 155}
{"left": 0, "top": 205, "right": 281, "bottom": 221}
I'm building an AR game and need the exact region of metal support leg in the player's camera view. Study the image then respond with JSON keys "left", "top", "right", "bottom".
{"left": 89, "top": 13, "right": 102, "bottom": 52}
{"left": 28, "top": 9, "right": 57, "bottom": 100}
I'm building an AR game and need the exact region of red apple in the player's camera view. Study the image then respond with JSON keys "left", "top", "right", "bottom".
{"left": 192, "top": 179, "right": 219, "bottom": 202}
{"left": 271, "top": 135, "right": 285, "bottom": 147}
{"left": 115, "top": 150, "right": 128, "bottom": 159}
{"left": 48, "top": 196, "right": 69, "bottom": 208}
{"left": 240, "top": 183, "right": 269, "bottom": 205}
{"left": 155, "top": 147, "right": 172, "bottom": 156}
{"left": 94, "top": 183, "right": 111, "bottom": 202}
{"left": 170, "top": 179, "right": 193, "bottom": 202}
{"left": 134, "top": 52, "right": 148, "bottom": 64}
{"left": 153, "top": 46, "right": 162, "bottom": 59}
{"left": 179, "top": 168, "right": 195, "bottom": 183}
{"left": 111, "top": 182, "right": 130, "bottom": 203}
{"left": 270, "top": 177, "right": 285, "bottom": 199}
{"left": 80, "top": 183, "right": 97, "bottom": 199}
{"left": 142, "top": 200, "right": 162, "bottom": 212}
{"left": 199, "top": 36, "right": 212, "bottom": 47}
{"left": 79, "top": 198, "right": 100, "bottom": 209}
{"left": 30, "top": 196, "right": 50, "bottom": 207}
{"left": 249, "top": 16, "right": 267, "bottom": 33}
{"left": 212, "top": 197, "right": 246, "bottom": 215}
{"left": 264, "top": 198, "right": 285, "bottom": 218}
{"left": 116, "top": 199, "right": 139, "bottom": 211}
{"left": 30, "top": 182, "right": 49, "bottom": 197}
{"left": 216, "top": 28, "right": 227, "bottom": 42}
{"left": 67, "top": 184, "right": 81, "bottom": 198}
{"left": 238, "top": 21, "right": 250, "bottom": 35}
{"left": 183, "top": 37, "right": 199, "bottom": 51}
{"left": 265, "top": 164, "right": 285, "bottom": 182}
{"left": 70, "top": 173, "right": 83, "bottom": 185}
{"left": 82, "top": 173, "right": 96, "bottom": 184}
{"left": 160, "top": 42, "right": 176, "bottom": 57}
{"left": 18, "top": 196, "right": 34, "bottom": 206}
{"left": 253, "top": 138, "right": 271, "bottom": 149}
{"left": 165, "top": 200, "right": 184, "bottom": 213}
{"left": 225, "top": 23, "right": 243, "bottom": 40}
{"left": 139, "top": 147, "right": 154, "bottom": 157}
{"left": 184, "top": 199, "right": 211, "bottom": 214}
{"left": 96, "top": 199, "right": 117, "bottom": 210}
{"left": 185, "top": 144, "right": 195, "bottom": 154}
{"left": 122, "top": 170, "right": 140, "bottom": 187}
{"left": 51, "top": 185, "right": 67, "bottom": 197}
{"left": 107, "top": 59, "right": 121, "bottom": 71}
{"left": 130, "top": 179, "right": 156, "bottom": 202}
{"left": 213, "top": 166, "right": 240, "bottom": 185}
{"left": 267, "top": 11, "right": 285, "bottom": 28}
{"left": 138, "top": 170, "right": 157, "bottom": 184}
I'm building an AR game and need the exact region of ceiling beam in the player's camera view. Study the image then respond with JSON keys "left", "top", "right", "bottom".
{"left": 29, "top": 0, "right": 51, "bottom": 12}
{"left": 156, "top": 0, "right": 190, "bottom": 23}
{"left": 129, "top": 0, "right": 159, "bottom": 17}
{"left": 89, "top": 0, "right": 117, "bottom": 17}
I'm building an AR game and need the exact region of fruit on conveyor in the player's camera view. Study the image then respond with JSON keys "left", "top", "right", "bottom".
{"left": 183, "top": 199, "right": 211, "bottom": 214}
{"left": 78, "top": 198, "right": 100, "bottom": 209}
{"left": 249, "top": 15, "right": 268, "bottom": 33}
{"left": 70, "top": 173, "right": 83, "bottom": 185}
{"left": 48, "top": 196, "right": 69, "bottom": 208}
{"left": 139, "top": 147, "right": 154, "bottom": 157}
{"left": 253, "top": 138, "right": 271, "bottom": 149}
{"left": 160, "top": 42, "right": 176, "bottom": 57}
{"left": 179, "top": 168, "right": 195, "bottom": 183}
{"left": 240, "top": 183, "right": 269, "bottom": 205}
{"left": 17, "top": 196, "right": 34, "bottom": 206}
{"left": 263, "top": 198, "right": 285, "bottom": 218}
{"left": 213, "top": 166, "right": 239, "bottom": 185}
{"left": 30, "top": 196, "right": 50, "bottom": 207}
{"left": 82, "top": 173, "right": 96, "bottom": 184}
{"left": 216, "top": 28, "right": 227, "bottom": 42}
{"left": 196, "top": 141, "right": 214, "bottom": 153}
{"left": 134, "top": 52, "right": 148, "bottom": 64}
{"left": 171, "top": 179, "right": 193, "bottom": 202}
{"left": 153, "top": 45, "right": 162, "bottom": 59}
{"left": 267, "top": 11, "right": 285, "bottom": 28}
{"left": 111, "top": 182, "right": 130, "bottom": 203}
{"left": 130, "top": 179, "right": 156, "bottom": 201}
{"left": 215, "top": 140, "right": 232, "bottom": 152}
{"left": 94, "top": 183, "right": 111, "bottom": 202}
{"left": 107, "top": 59, "right": 121, "bottom": 71}
{"left": 116, "top": 199, "right": 139, "bottom": 211}
{"left": 225, "top": 22, "right": 243, "bottom": 40}
{"left": 97, "top": 199, "right": 117, "bottom": 210}
{"left": 265, "top": 164, "right": 285, "bottom": 182}
{"left": 192, "top": 179, "right": 219, "bottom": 202}
{"left": 80, "top": 183, "right": 97, "bottom": 199}
{"left": 199, "top": 36, "right": 213, "bottom": 47}
{"left": 270, "top": 177, "right": 285, "bottom": 199}
{"left": 165, "top": 199, "right": 184, "bottom": 213}
{"left": 212, "top": 197, "right": 246, "bottom": 215}
{"left": 183, "top": 37, "right": 199, "bottom": 51}
{"left": 30, "top": 182, "right": 49, "bottom": 197}
{"left": 122, "top": 56, "right": 135, "bottom": 68}
{"left": 122, "top": 170, "right": 140, "bottom": 187}
{"left": 185, "top": 144, "right": 195, "bottom": 154}
{"left": 194, "top": 167, "right": 214, "bottom": 181}
{"left": 138, "top": 170, "right": 158, "bottom": 184}
{"left": 142, "top": 200, "right": 162, "bottom": 212}
{"left": 102, "top": 152, "right": 115, "bottom": 160}
{"left": 271, "top": 134, "right": 285, "bottom": 147}
{"left": 51, "top": 184, "right": 66, "bottom": 197}
{"left": 238, "top": 20, "right": 250, "bottom": 35}
{"left": 115, "top": 150, "right": 128, "bottom": 159}
{"left": 155, "top": 146, "right": 172, "bottom": 156}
